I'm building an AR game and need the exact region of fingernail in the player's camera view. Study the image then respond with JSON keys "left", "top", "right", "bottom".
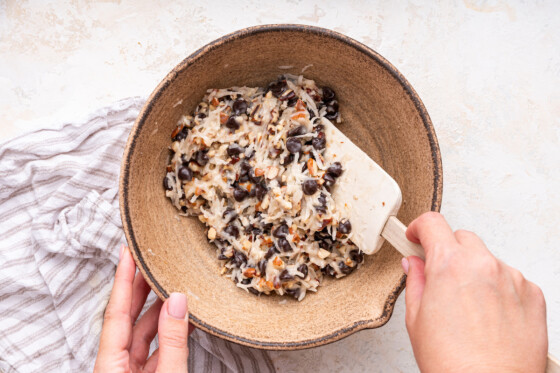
{"left": 401, "top": 257, "right": 409, "bottom": 274}
{"left": 168, "top": 292, "right": 188, "bottom": 320}
{"left": 119, "top": 244, "right": 125, "bottom": 260}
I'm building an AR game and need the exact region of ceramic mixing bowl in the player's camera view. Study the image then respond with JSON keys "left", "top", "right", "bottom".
{"left": 120, "top": 24, "right": 442, "bottom": 350}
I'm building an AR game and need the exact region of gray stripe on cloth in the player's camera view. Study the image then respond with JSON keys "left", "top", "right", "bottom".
{"left": 0, "top": 97, "right": 276, "bottom": 373}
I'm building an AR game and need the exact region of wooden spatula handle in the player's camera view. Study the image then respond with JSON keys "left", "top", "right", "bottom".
{"left": 381, "top": 216, "right": 425, "bottom": 260}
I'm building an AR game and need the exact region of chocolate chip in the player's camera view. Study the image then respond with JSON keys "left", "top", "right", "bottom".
{"left": 338, "top": 261, "right": 354, "bottom": 275}
{"left": 273, "top": 224, "right": 289, "bottom": 238}
{"left": 296, "top": 264, "right": 308, "bottom": 279}
{"left": 194, "top": 150, "right": 209, "bottom": 166}
{"left": 277, "top": 237, "right": 292, "bottom": 252}
{"left": 233, "top": 188, "right": 248, "bottom": 202}
{"left": 322, "top": 86, "right": 336, "bottom": 101}
{"left": 232, "top": 99, "right": 248, "bottom": 115}
{"left": 232, "top": 250, "right": 247, "bottom": 266}
{"left": 285, "top": 287, "right": 301, "bottom": 299}
{"left": 327, "top": 162, "right": 343, "bottom": 177}
{"left": 224, "top": 225, "right": 240, "bottom": 239}
{"left": 323, "top": 173, "right": 336, "bottom": 189}
{"left": 350, "top": 249, "right": 364, "bottom": 264}
{"left": 258, "top": 259, "right": 267, "bottom": 277}
{"left": 313, "top": 124, "right": 324, "bottom": 132}
{"left": 225, "top": 116, "right": 240, "bottom": 130}
{"left": 241, "top": 278, "right": 251, "bottom": 285}
{"left": 227, "top": 143, "right": 244, "bottom": 157}
{"left": 268, "top": 80, "right": 286, "bottom": 98}
{"left": 325, "top": 99, "right": 339, "bottom": 120}
{"left": 286, "top": 138, "right": 302, "bottom": 154}
{"left": 302, "top": 179, "right": 318, "bottom": 195}
{"left": 287, "top": 97, "right": 298, "bottom": 107}
{"left": 178, "top": 165, "right": 193, "bottom": 181}
{"left": 222, "top": 208, "right": 238, "bottom": 223}
{"left": 308, "top": 108, "right": 316, "bottom": 119}
{"left": 163, "top": 175, "right": 173, "bottom": 190}
{"left": 338, "top": 219, "right": 352, "bottom": 234}
{"left": 281, "top": 153, "right": 294, "bottom": 166}
{"left": 248, "top": 287, "right": 260, "bottom": 295}
{"left": 218, "top": 248, "right": 229, "bottom": 260}
{"left": 173, "top": 126, "right": 189, "bottom": 141}
{"left": 279, "top": 269, "right": 294, "bottom": 281}
{"left": 321, "top": 265, "right": 337, "bottom": 277}
{"left": 287, "top": 125, "right": 307, "bottom": 137}
{"left": 181, "top": 206, "right": 187, "bottom": 213}
{"left": 240, "top": 161, "right": 252, "bottom": 175}
{"left": 264, "top": 246, "right": 279, "bottom": 260}
{"left": 312, "top": 136, "right": 326, "bottom": 150}
{"left": 254, "top": 182, "right": 268, "bottom": 200}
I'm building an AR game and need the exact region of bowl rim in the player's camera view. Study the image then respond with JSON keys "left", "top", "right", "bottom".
{"left": 120, "top": 23, "right": 443, "bottom": 350}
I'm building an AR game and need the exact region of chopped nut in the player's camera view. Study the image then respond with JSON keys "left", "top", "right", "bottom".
{"left": 171, "top": 141, "right": 180, "bottom": 152}
{"left": 198, "top": 215, "right": 207, "bottom": 223}
{"left": 208, "top": 149, "right": 216, "bottom": 157}
{"left": 242, "top": 240, "right": 252, "bottom": 251}
{"left": 207, "top": 227, "right": 216, "bottom": 240}
{"left": 318, "top": 248, "right": 331, "bottom": 259}
{"left": 272, "top": 256, "right": 284, "bottom": 268}
{"left": 195, "top": 187, "right": 204, "bottom": 196}
{"left": 221, "top": 266, "right": 228, "bottom": 275}
{"left": 260, "top": 195, "right": 270, "bottom": 209}
{"left": 243, "top": 268, "right": 256, "bottom": 278}
{"left": 189, "top": 162, "right": 201, "bottom": 172}
{"left": 281, "top": 174, "right": 287, "bottom": 182}
{"left": 254, "top": 168, "right": 265, "bottom": 177}
{"left": 307, "top": 158, "right": 317, "bottom": 176}
{"left": 219, "top": 112, "right": 228, "bottom": 124}
{"left": 171, "top": 124, "right": 184, "bottom": 139}
{"left": 266, "top": 166, "right": 279, "bottom": 179}
{"left": 345, "top": 257, "right": 354, "bottom": 267}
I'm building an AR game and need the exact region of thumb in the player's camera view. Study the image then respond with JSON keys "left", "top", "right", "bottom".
{"left": 403, "top": 256, "right": 426, "bottom": 326}
{"left": 156, "top": 292, "right": 189, "bottom": 373}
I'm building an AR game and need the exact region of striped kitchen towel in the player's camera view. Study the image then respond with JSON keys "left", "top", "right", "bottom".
{"left": 0, "top": 97, "right": 275, "bottom": 373}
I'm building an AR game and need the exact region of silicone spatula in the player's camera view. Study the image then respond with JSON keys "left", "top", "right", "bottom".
{"left": 323, "top": 121, "right": 560, "bottom": 372}
{"left": 322, "top": 119, "right": 425, "bottom": 260}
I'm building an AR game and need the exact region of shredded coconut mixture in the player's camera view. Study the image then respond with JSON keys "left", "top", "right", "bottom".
{"left": 164, "top": 75, "right": 365, "bottom": 301}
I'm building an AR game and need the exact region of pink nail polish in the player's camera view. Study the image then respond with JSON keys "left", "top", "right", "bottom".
{"left": 119, "top": 244, "right": 125, "bottom": 260}
{"left": 168, "top": 292, "right": 188, "bottom": 319}
{"left": 401, "top": 257, "right": 409, "bottom": 274}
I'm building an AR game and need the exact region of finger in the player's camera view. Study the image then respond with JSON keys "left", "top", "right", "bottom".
{"left": 98, "top": 245, "right": 136, "bottom": 353}
{"left": 131, "top": 272, "right": 152, "bottom": 322}
{"left": 403, "top": 256, "right": 426, "bottom": 326}
{"left": 454, "top": 229, "right": 487, "bottom": 252}
{"left": 156, "top": 293, "right": 190, "bottom": 372}
{"left": 129, "top": 298, "right": 163, "bottom": 367}
{"left": 406, "top": 212, "right": 456, "bottom": 258}
{"left": 143, "top": 348, "right": 160, "bottom": 373}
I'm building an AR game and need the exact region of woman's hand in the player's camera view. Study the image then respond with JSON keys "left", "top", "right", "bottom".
{"left": 94, "top": 245, "right": 194, "bottom": 373}
{"left": 403, "top": 212, "right": 548, "bottom": 373}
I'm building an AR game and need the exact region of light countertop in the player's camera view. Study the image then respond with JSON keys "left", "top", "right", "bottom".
{"left": 1, "top": 1, "right": 559, "bottom": 371}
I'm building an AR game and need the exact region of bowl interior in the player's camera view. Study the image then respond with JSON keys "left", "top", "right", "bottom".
{"left": 121, "top": 25, "right": 442, "bottom": 349}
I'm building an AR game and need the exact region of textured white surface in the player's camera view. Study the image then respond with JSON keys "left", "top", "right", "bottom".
{"left": 1, "top": 1, "right": 558, "bottom": 371}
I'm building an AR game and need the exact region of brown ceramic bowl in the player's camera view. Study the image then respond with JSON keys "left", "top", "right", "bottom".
{"left": 120, "top": 24, "right": 442, "bottom": 350}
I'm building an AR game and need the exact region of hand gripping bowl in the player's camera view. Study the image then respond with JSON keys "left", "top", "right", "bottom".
{"left": 120, "top": 24, "right": 442, "bottom": 350}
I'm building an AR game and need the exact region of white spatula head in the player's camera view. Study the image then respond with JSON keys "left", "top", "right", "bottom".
{"left": 322, "top": 119, "right": 402, "bottom": 256}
